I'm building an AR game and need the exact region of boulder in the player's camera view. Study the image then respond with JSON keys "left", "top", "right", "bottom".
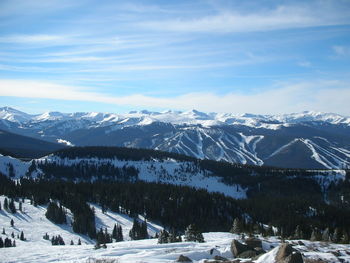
{"left": 245, "top": 237, "right": 262, "bottom": 249}
{"left": 283, "top": 252, "right": 303, "bottom": 263}
{"left": 254, "top": 247, "right": 266, "bottom": 255}
{"left": 237, "top": 250, "right": 257, "bottom": 259}
{"left": 275, "top": 243, "right": 303, "bottom": 263}
{"left": 276, "top": 243, "right": 294, "bottom": 261}
{"left": 213, "top": 255, "right": 229, "bottom": 261}
{"left": 231, "top": 239, "right": 250, "bottom": 257}
{"left": 177, "top": 255, "right": 192, "bottom": 262}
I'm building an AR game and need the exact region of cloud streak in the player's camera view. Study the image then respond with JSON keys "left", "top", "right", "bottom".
{"left": 139, "top": 4, "right": 350, "bottom": 33}
{"left": 1, "top": 79, "right": 349, "bottom": 115}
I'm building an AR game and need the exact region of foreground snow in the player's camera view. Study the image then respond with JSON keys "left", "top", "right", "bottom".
{"left": 1, "top": 196, "right": 350, "bottom": 263}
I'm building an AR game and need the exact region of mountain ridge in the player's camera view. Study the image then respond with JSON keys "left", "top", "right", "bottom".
{"left": 1, "top": 106, "right": 349, "bottom": 169}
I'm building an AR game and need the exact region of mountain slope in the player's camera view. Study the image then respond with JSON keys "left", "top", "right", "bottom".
{"left": 1, "top": 107, "right": 349, "bottom": 168}
{"left": 0, "top": 129, "right": 65, "bottom": 158}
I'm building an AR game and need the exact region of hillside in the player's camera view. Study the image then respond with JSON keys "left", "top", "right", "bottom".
{"left": 1, "top": 195, "right": 349, "bottom": 263}
{"left": 0, "top": 129, "right": 65, "bottom": 158}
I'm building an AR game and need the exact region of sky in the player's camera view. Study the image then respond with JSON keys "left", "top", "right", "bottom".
{"left": 0, "top": 0, "right": 350, "bottom": 115}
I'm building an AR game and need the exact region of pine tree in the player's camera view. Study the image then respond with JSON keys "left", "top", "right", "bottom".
{"left": 12, "top": 240, "right": 16, "bottom": 247}
{"left": 8, "top": 163, "right": 15, "bottom": 177}
{"left": 117, "top": 224, "right": 123, "bottom": 242}
{"left": 112, "top": 224, "right": 117, "bottom": 240}
{"left": 20, "top": 231, "right": 25, "bottom": 241}
{"left": 129, "top": 218, "right": 147, "bottom": 240}
{"left": 294, "top": 225, "right": 303, "bottom": 239}
{"left": 310, "top": 228, "right": 321, "bottom": 241}
{"left": 332, "top": 228, "right": 341, "bottom": 243}
{"left": 0, "top": 201, "right": 2, "bottom": 210}
{"left": 19, "top": 201, "right": 22, "bottom": 212}
{"left": 184, "top": 224, "right": 204, "bottom": 243}
{"left": 78, "top": 238, "right": 81, "bottom": 245}
{"left": 4, "top": 198, "right": 8, "bottom": 211}
{"left": 2, "top": 228, "right": 5, "bottom": 235}
{"left": 0, "top": 237, "right": 3, "bottom": 248}
{"left": 43, "top": 233, "right": 50, "bottom": 240}
{"left": 322, "top": 228, "right": 330, "bottom": 242}
{"left": 70, "top": 240, "right": 74, "bottom": 245}
{"left": 9, "top": 199, "right": 16, "bottom": 213}
{"left": 230, "top": 218, "right": 242, "bottom": 234}
{"left": 340, "top": 230, "right": 349, "bottom": 244}
{"left": 158, "top": 230, "right": 169, "bottom": 244}
{"left": 10, "top": 219, "right": 14, "bottom": 227}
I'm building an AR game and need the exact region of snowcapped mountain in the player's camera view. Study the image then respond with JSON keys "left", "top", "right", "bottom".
{"left": 1, "top": 106, "right": 350, "bottom": 169}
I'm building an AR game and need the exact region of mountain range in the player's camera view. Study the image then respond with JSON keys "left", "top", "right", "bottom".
{"left": 1, "top": 106, "right": 350, "bottom": 169}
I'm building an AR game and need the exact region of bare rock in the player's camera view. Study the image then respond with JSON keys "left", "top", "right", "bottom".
{"left": 177, "top": 255, "right": 192, "bottom": 262}
{"left": 245, "top": 237, "right": 262, "bottom": 249}
{"left": 237, "top": 250, "right": 257, "bottom": 259}
{"left": 231, "top": 239, "right": 250, "bottom": 257}
{"left": 276, "top": 243, "right": 304, "bottom": 263}
{"left": 213, "top": 255, "right": 229, "bottom": 261}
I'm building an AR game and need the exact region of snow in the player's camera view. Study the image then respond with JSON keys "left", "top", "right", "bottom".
{"left": 57, "top": 139, "right": 74, "bottom": 146}
{"left": 39, "top": 155, "right": 247, "bottom": 199}
{"left": 0, "top": 154, "right": 30, "bottom": 178}
{"left": 1, "top": 201, "right": 350, "bottom": 263}
{"left": 2, "top": 107, "right": 350, "bottom": 129}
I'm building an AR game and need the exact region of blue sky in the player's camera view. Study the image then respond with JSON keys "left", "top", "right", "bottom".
{"left": 0, "top": 0, "right": 350, "bottom": 115}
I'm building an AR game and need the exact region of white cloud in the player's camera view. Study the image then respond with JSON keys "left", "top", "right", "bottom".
{"left": 333, "top": 45, "right": 350, "bottom": 57}
{"left": 0, "top": 79, "right": 349, "bottom": 115}
{"left": 0, "top": 34, "right": 67, "bottom": 43}
{"left": 139, "top": 3, "right": 350, "bottom": 33}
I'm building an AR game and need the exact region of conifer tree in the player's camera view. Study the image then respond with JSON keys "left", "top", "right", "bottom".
{"left": 294, "top": 225, "right": 303, "bottom": 239}
{"left": 310, "top": 228, "right": 321, "bottom": 241}
{"left": 70, "top": 240, "right": 74, "bottom": 245}
{"left": 332, "top": 228, "right": 341, "bottom": 243}
{"left": 322, "top": 228, "right": 330, "bottom": 242}
{"left": 0, "top": 237, "right": 3, "bottom": 248}
{"left": 78, "top": 238, "right": 81, "bottom": 245}
{"left": 112, "top": 224, "right": 117, "bottom": 240}
{"left": 129, "top": 218, "right": 148, "bottom": 240}
{"left": 20, "top": 231, "right": 25, "bottom": 241}
{"left": 4, "top": 198, "right": 8, "bottom": 211}
{"left": 340, "top": 230, "right": 349, "bottom": 244}
{"left": 10, "top": 219, "right": 14, "bottom": 227}
{"left": 158, "top": 230, "right": 169, "bottom": 244}
{"left": 230, "top": 218, "right": 242, "bottom": 234}
{"left": 2, "top": 227, "right": 5, "bottom": 235}
{"left": 9, "top": 199, "right": 16, "bottom": 213}
{"left": 184, "top": 224, "right": 204, "bottom": 243}
{"left": 117, "top": 224, "right": 123, "bottom": 242}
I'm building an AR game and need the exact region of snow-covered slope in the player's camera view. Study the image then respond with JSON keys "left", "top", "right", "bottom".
{"left": 1, "top": 199, "right": 349, "bottom": 263}
{"left": 1, "top": 107, "right": 350, "bottom": 169}
{"left": 0, "top": 196, "right": 162, "bottom": 245}
{"left": 37, "top": 154, "right": 247, "bottom": 199}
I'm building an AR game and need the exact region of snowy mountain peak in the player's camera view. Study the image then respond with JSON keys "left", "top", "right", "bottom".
{"left": 1, "top": 106, "right": 349, "bottom": 127}
{"left": 0, "top": 106, "right": 33, "bottom": 123}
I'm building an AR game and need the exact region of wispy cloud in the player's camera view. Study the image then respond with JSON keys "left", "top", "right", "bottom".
{"left": 333, "top": 45, "right": 350, "bottom": 57}
{"left": 138, "top": 4, "right": 350, "bottom": 33}
{"left": 1, "top": 79, "right": 349, "bottom": 115}
{"left": 0, "top": 34, "right": 67, "bottom": 43}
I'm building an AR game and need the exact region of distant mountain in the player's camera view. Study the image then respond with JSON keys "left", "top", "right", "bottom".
{"left": 0, "top": 106, "right": 349, "bottom": 168}
{"left": 0, "top": 129, "right": 65, "bottom": 158}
